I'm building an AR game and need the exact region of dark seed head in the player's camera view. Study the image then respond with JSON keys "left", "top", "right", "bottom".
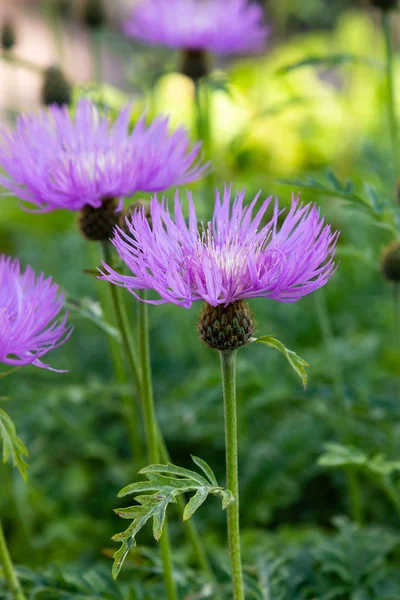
{"left": 83, "top": 0, "right": 106, "bottom": 29}
{"left": 181, "top": 49, "right": 210, "bottom": 81}
{"left": 41, "top": 66, "right": 72, "bottom": 107}
{"left": 381, "top": 241, "right": 400, "bottom": 283}
{"left": 1, "top": 20, "right": 16, "bottom": 51}
{"left": 119, "top": 199, "right": 152, "bottom": 235}
{"left": 198, "top": 301, "right": 255, "bottom": 352}
{"left": 79, "top": 197, "right": 121, "bottom": 242}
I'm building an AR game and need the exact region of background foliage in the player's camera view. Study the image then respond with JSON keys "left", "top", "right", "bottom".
{"left": 1, "top": 0, "right": 400, "bottom": 598}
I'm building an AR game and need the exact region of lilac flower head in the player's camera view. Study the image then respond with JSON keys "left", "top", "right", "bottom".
{"left": 0, "top": 256, "right": 72, "bottom": 371}
{"left": 0, "top": 99, "right": 208, "bottom": 213}
{"left": 99, "top": 186, "right": 339, "bottom": 309}
{"left": 124, "top": 0, "right": 269, "bottom": 55}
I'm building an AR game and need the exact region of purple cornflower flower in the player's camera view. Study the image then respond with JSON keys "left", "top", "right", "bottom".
{"left": 0, "top": 99, "right": 208, "bottom": 213}
{"left": 0, "top": 256, "right": 72, "bottom": 371}
{"left": 99, "top": 186, "right": 339, "bottom": 309}
{"left": 124, "top": 0, "right": 269, "bottom": 55}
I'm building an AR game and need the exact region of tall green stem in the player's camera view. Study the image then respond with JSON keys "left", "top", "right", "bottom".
{"left": 100, "top": 245, "right": 215, "bottom": 587}
{"left": 137, "top": 294, "right": 177, "bottom": 600}
{"left": 383, "top": 10, "right": 398, "bottom": 196}
{"left": 194, "top": 78, "right": 213, "bottom": 213}
{"left": 98, "top": 243, "right": 142, "bottom": 461}
{"left": 220, "top": 350, "right": 244, "bottom": 600}
{"left": 314, "top": 290, "right": 363, "bottom": 524}
{"left": 379, "top": 475, "right": 400, "bottom": 518}
{"left": 394, "top": 283, "right": 400, "bottom": 352}
{"left": 0, "top": 519, "right": 26, "bottom": 600}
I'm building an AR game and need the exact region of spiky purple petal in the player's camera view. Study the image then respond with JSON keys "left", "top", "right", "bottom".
{"left": 0, "top": 100, "right": 208, "bottom": 212}
{"left": 99, "top": 186, "right": 339, "bottom": 308}
{"left": 124, "top": 0, "right": 270, "bottom": 55}
{"left": 0, "top": 256, "right": 72, "bottom": 370}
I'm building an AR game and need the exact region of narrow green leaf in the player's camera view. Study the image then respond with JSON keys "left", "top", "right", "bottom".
{"left": 139, "top": 462, "right": 209, "bottom": 486}
{"left": 191, "top": 455, "right": 218, "bottom": 486}
{"left": 183, "top": 488, "right": 209, "bottom": 521}
{"left": 221, "top": 489, "right": 235, "bottom": 510}
{"left": 112, "top": 537, "right": 135, "bottom": 580}
{"left": 0, "top": 367, "right": 20, "bottom": 380}
{"left": 66, "top": 296, "right": 120, "bottom": 341}
{"left": 0, "top": 408, "right": 28, "bottom": 480}
{"left": 152, "top": 496, "right": 171, "bottom": 541}
{"left": 112, "top": 456, "right": 231, "bottom": 578}
{"left": 318, "top": 443, "right": 367, "bottom": 468}
{"left": 254, "top": 336, "right": 309, "bottom": 389}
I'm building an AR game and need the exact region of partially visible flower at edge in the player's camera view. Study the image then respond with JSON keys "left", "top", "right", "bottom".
{"left": 99, "top": 185, "right": 339, "bottom": 309}
{"left": 0, "top": 98, "right": 209, "bottom": 213}
{"left": 124, "top": 0, "right": 270, "bottom": 56}
{"left": 0, "top": 256, "right": 72, "bottom": 371}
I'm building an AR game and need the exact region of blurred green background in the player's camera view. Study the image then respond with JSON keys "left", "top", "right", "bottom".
{"left": 1, "top": 1, "right": 400, "bottom": 598}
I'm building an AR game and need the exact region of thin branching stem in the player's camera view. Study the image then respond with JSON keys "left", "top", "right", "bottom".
{"left": 0, "top": 519, "right": 26, "bottom": 600}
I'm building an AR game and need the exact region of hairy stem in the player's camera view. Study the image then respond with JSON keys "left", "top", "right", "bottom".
{"left": 220, "top": 350, "right": 244, "bottom": 600}
{"left": 314, "top": 290, "right": 364, "bottom": 523}
{"left": 0, "top": 519, "right": 26, "bottom": 600}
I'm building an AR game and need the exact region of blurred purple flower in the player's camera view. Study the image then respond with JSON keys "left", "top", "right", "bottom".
{"left": 124, "top": 0, "right": 269, "bottom": 55}
{"left": 0, "top": 99, "right": 208, "bottom": 213}
{"left": 0, "top": 256, "right": 72, "bottom": 371}
{"left": 99, "top": 186, "right": 339, "bottom": 308}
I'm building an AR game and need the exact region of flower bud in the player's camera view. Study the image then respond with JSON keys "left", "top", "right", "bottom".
{"left": 381, "top": 241, "right": 400, "bottom": 282}
{"left": 119, "top": 199, "right": 151, "bottom": 234}
{"left": 198, "top": 301, "right": 255, "bottom": 351}
{"left": 181, "top": 49, "right": 209, "bottom": 81}
{"left": 83, "top": 0, "right": 106, "bottom": 29}
{"left": 79, "top": 197, "right": 121, "bottom": 241}
{"left": 1, "top": 20, "right": 16, "bottom": 51}
{"left": 41, "top": 66, "right": 72, "bottom": 107}
{"left": 371, "top": 0, "right": 397, "bottom": 10}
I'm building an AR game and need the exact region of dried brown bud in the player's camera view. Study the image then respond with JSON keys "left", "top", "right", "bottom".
{"left": 79, "top": 197, "right": 121, "bottom": 241}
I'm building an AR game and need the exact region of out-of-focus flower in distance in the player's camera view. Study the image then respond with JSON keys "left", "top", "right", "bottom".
{"left": 0, "top": 256, "right": 72, "bottom": 371}
{"left": 124, "top": 0, "right": 270, "bottom": 56}
{"left": 0, "top": 98, "right": 209, "bottom": 214}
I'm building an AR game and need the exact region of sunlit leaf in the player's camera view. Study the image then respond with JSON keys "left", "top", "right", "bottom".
{"left": 276, "top": 54, "right": 382, "bottom": 75}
